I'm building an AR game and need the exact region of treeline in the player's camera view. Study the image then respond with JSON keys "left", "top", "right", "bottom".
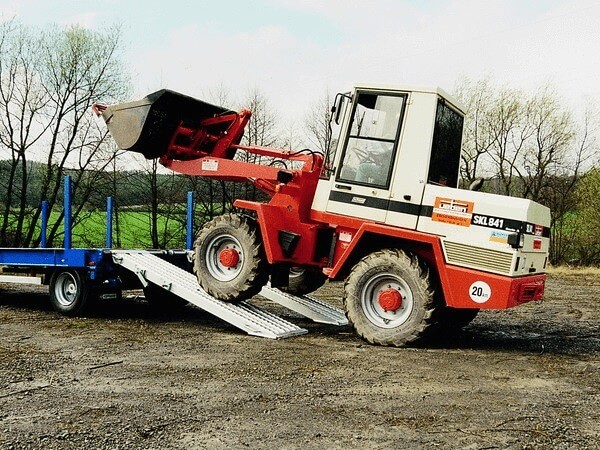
{"left": 455, "top": 79, "right": 599, "bottom": 265}
{"left": 0, "top": 21, "right": 598, "bottom": 264}
{"left": 0, "top": 20, "right": 127, "bottom": 248}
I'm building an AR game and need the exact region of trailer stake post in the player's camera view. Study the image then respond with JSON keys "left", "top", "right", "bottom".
{"left": 63, "top": 176, "right": 72, "bottom": 250}
{"left": 40, "top": 200, "right": 49, "bottom": 248}
{"left": 106, "top": 196, "right": 113, "bottom": 249}
{"left": 186, "top": 191, "right": 194, "bottom": 251}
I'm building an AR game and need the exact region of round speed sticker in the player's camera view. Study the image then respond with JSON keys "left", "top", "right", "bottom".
{"left": 469, "top": 281, "right": 491, "bottom": 303}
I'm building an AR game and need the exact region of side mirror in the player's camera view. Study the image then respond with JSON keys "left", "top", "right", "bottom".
{"left": 332, "top": 93, "right": 350, "bottom": 125}
{"left": 333, "top": 95, "right": 343, "bottom": 125}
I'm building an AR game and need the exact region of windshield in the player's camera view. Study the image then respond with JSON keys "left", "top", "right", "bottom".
{"left": 336, "top": 92, "right": 406, "bottom": 188}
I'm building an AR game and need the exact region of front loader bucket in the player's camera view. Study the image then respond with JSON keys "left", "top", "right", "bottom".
{"left": 99, "top": 89, "right": 230, "bottom": 159}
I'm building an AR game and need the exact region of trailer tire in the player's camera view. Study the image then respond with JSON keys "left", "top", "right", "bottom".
{"left": 193, "top": 214, "right": 268, "bottom": 302}
{"left": 283, "top": 267, "right": 327, "bottom": 296}
{"left": 344, "top": 249, "right": 436, "bottom": 347}
{"left": 49, "top": 270, "right": 94, "bottom": 316}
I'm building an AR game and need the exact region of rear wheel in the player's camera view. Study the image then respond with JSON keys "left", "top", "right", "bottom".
{"left": 49, "top": 270, "right": 95, "bottom": 316}
{"left": 193, "top": 214, "right": 269, "bottom": 301}
{"left": 344, "top": 249, "right": 437, "bottom": 347}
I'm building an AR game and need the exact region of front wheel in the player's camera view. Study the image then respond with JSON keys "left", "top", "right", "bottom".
{"left": 344, "top": 249, "right": 437, "bottom": 347}
{"left": 49, "top": 270, "right": 95, "bottom": 316}
{"left": 193, "top": 214, "right": 269, "bottom": 302}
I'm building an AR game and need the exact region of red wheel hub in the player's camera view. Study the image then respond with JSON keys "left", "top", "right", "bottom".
{"left": 219, "top": 248, "right": 240, "bottom": 268}
{"left": 378, "top": 289, "right": 403, "bottom": 311}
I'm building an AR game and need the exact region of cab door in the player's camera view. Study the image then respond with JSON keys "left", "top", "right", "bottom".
{"left": 326, "top": 90, "right": 407, "bottom": 223}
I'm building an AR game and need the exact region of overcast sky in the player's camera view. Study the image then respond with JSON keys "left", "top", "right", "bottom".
{"left": 1, "top": 0, "right": 598, "bottom": 127}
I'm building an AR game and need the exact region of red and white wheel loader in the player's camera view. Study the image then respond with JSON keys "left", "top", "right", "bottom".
{"left": 96, "top": 84, "right": 549, "bottom": 346}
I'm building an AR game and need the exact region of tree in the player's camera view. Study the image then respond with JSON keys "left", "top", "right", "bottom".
{"left": 456, "top": 78, "right": 598, "bottom": 264}
{"left": 0, "top": 21, "right": 51, "bottom": 246}
{"left": 232, "top": 88, "right": 280, "bottom": 203}
{"left": 572, "top": 168, "right": 600, "bottom": 265}
{"left": 0, "top": 21, "right": 129, "bottom": 247}
{"left": 454, "top": 78, "right": 496, "bottom": 184}
{"left": 33, "top": 25, "right": 129, "bottom": 247}
{"left": 304, "top": 90, "right": 333, "bottom": 155}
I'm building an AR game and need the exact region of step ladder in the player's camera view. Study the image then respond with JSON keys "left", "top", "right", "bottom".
{"left": 110, "top": 251, "right": 346, "bottom": 339}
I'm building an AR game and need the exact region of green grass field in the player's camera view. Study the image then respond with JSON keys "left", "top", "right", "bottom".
{"left": 27, "top": 207, "right": 213, "bottom": 249}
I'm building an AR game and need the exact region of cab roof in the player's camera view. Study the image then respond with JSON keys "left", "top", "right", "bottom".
{"left": 353, "top": 82, "right": 465, "bottom": 115}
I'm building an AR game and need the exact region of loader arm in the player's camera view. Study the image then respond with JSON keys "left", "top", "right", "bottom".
{"left": 93, "top": 89, "right": 323, "bottom": 197}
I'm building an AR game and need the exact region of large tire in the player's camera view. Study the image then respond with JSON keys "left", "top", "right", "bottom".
{"left": 49, "top": 270, "right": 95, "bottom": 316}
{"left": 344, "top": 249, "right": 437, "bottom": 347}
{"left": 283, "top": 267, "right": 327, "bottom": 296}
{"left": 193, "top": 214, "right": 269, "bottom": 302}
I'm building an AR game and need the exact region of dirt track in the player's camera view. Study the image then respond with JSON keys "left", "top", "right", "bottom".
{"left": 1, "top": 270, "right": 598, "bottom": 449}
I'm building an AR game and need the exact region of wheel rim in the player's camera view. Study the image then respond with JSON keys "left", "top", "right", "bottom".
{"left": 289, "top": 267, "right": 305, "bottom": 280}
{"left": 360, "top": 272, "right": 413, "bottom": 328}
{"left": 54, "top": 272, "right": 79, "bottom": 307}
{"left": 206, "top": 234, "right": 244, "bottom": 281}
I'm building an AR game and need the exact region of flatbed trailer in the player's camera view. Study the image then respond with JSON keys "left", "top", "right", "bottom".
{"left": 0, "top": 176, "right": 347, "bottom": 339}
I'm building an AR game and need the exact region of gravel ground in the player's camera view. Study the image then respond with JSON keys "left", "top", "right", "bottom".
{"left": 0, "top": 270, "right": 598, "bottom": 449}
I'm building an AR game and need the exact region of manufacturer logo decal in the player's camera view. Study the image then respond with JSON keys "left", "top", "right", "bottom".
{"left": 351, "top": 196, "right": 367, "bottom": 204}
{"left": 469, "top": 281, "right": 492, "bottom": 303}
{"left": 432, "top": 197, "right": 474, "bottom": 227}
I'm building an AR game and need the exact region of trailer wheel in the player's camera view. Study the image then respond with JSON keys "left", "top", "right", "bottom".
{"left": 283, "top": 267, "right": 327, "bottom": 296}
{"left": 49, "top": 270, "right": 94, "bottom": 316}
{"left": 193, "top": 214, "right": 268, "bottom": 301}
{"left": 344, "top": 249, "right": 436, "bottom": 347}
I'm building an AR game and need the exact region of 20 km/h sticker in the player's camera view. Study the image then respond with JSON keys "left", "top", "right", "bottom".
{"left": 469, "top": 281, "right": 492, "bottom": 303}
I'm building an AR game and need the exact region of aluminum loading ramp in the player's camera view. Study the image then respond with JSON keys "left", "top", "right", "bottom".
{"left": 111, "top": 251, "right": 346, "bottom": 339}
{"left": 259, "top": 284, "right": 347, "bottom": 326}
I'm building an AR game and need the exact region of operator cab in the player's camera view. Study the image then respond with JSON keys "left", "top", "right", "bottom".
{"left": 312, "top": 83, "right": 465, "bottom": 229}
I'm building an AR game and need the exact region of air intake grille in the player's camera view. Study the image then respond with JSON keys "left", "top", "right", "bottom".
{"left": 443, "top": 241, "right": 514, "bottom": 275}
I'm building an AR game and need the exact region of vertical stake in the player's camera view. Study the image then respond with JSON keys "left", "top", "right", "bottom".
{"left": 63, "top": 175, "right": 72, "bottom": 249}
{"left": 186, "top": 191, "right": 194, "bottom": 251}
{"left": 40, "top": 200, "right": 49, "bottom": 248}
{"left": 106, "top": 196, "right": 113, "bottom": 249}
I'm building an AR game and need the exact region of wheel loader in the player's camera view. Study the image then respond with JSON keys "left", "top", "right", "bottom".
{"left": 95, "top": 84, "right": 549, "bottom": 346}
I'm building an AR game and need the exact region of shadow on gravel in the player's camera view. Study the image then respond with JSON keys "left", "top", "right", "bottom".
{"left": 1, "top": 287, "right": 597, "bottom": 356}
{"left": 0, "top": 287, "right": 209, "bottom": 322}
{"left": 422, "top": 324, "right": 599, "bottom": 356}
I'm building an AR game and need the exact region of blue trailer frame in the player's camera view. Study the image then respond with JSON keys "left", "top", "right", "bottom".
{"left": 0, "top": 175, "right": 195, "bottom": 296}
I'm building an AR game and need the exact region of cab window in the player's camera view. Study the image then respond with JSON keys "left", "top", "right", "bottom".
{"left": 427, "top": 99, "right": 464, "bottom": 188}
{"left": 337, "top": 92, "right": 406, "bottom": 188}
